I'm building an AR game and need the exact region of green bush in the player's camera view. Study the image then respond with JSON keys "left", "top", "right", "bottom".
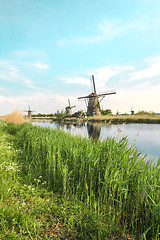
{"left": 101, "top": 109, "right": 112, "bottom": 115}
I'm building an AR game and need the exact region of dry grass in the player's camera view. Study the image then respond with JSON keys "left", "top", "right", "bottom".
{"left": 0, "top": 111, "right": 25, "bottom": 124}
{"left": 89, "top": 114, "right": 160, "bottom": 120}
{"left": 87, "top": 114, "right": 160, "bottom": 124}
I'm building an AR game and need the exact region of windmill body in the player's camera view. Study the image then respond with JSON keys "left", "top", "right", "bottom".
{"left": 28, "top": 109, "right": 32, "bottom": 118}
{"left": 78, "top": 75, "right": 116, "bottom": 116}
{"left": 87, "top": 93, "right": 101, "bottom": 116}
{"left": 65, "top": 106, "right": 72, "bottom": 115}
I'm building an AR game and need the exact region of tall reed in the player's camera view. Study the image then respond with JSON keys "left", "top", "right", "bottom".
{"left": 13, "top": 123, "right": 160, "bottom": 239}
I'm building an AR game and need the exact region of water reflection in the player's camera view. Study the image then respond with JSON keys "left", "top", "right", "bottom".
{"left": 73, "top": 122, "right": 86, "bottom": 128}
{"left": 87, "top": 123, "right": 101, "bottom": 142}
{"left": 61, "top": 122, "right": 101, "bottom": 142}
{"left": 66, "top": 123, "right": 71, "bottom": 130}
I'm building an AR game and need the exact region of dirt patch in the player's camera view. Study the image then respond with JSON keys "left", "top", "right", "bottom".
{"left": 0, "top": 111, "right": 25, "bottom": 124}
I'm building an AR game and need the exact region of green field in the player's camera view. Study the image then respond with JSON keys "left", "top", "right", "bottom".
{"left": 0, "top": 121, "right": 159, "bottom": 239}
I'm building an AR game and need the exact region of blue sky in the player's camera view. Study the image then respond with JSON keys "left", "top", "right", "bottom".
{"left": 0, "top": 0, "right": 160, "bottom": 115}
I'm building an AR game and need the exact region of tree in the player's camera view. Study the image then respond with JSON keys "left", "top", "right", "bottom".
{"left": 101, "top": 109, "right": 112, "bottom": 115}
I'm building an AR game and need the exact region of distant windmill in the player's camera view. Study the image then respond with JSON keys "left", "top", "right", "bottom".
{"left": 116, "top": 110, "right": 121, "bottom": 115}
{"left": 65, "top": 99, "right": 76, "bottom": 115}
{"left": 24, "top": 106, "right": 35, "bottom": 119}
{"left": 130, "top": 107, "right": 134, "bottom": 115}
{"left": 78, "top": 75, "right": 116, "bottom": 116}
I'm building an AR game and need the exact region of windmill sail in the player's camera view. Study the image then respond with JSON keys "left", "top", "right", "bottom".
{"left": 92, "top": 75, "right": 96, "bottom": 94}
{"left": 97, "top": 91, "right": 116, "bottom": 97}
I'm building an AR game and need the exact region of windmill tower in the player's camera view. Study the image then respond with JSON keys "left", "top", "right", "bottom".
{"left": 78, "top": 75, "right": 116, "bottom": 116}
{"left": 24, "top": 106, "right": 35, "bottom": 119}
{"left": 65, "top": 99, "right": 76, "bottom": 115}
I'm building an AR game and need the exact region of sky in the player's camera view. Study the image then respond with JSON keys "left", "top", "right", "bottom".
{"left": 0, "top": 0, "right": 160, "bottom": 115}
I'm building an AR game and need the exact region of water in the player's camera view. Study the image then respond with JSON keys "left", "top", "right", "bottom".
{"left": 33, "top": 120, "right": 160, "bottom": 160}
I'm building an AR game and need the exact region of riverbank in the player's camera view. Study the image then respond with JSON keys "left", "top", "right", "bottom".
{"left": 87, "top": 114, "right": 160, "bottom": 124}
{"left": 44, "top": 114, "right": 160, "bottom": 124}
{"left": 1, "top": 112, "right": 159, "bottom": 124}
{"left": 0, "top": 121, "right": 159, "bottom": 239}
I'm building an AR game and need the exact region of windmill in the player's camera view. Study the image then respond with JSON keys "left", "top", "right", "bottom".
{"left": 24, "top": 106, "right": 35, "bottom": 119}
{"left": 130, "top": 107, "right": 134, "bottom": 115}
{"left": 65, "top": 99, "right": 76, "bottom": 115}
{"left": 78, "top": 75, "right": 116, "bottom": 116}
{"left": 116, "top": 110, "right": 121, "bottom": 115}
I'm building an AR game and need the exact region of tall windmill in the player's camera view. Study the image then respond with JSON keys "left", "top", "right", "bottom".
{"left": 78, "top": 75, "right": 116, "bottom": 116}
{"left": 65, "top": 99, "right": 76, "bottom": 115}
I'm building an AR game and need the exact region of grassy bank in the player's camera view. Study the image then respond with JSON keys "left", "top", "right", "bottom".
{"left": 31, "top": 114, "right": 160, "bottom": 124}
{"left": 0, "top": 121, "right": 159, "bottom": 239}
{"left": 87, "top": 115, "right": 160, "bottom": 124}
{"left": 60, "top": 115, "right": 160, "bottom": 124}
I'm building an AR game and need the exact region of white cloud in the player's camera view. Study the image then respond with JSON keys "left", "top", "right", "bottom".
{"left": 58, "top": 20, "right": 137, "bottom": 46}
{"left": 133, "top": 82, "right": 150, "bottom": 89}
{"left": 60, "top": 77, "right": 90, "bottom": 86}
{"left": 90, "top": 65, "right": 134, "bottom": 91}
{"left": 11, "top": 49, "right": 45, "bottom": 59}
{"left": 0, "top": 60, "right": 19, "bottom": 72}
{"left": 60, "top": 64, "right": 134, "bottom": 90}
{"left": 57, "top": 39, "right": 68, "bottom": 48}
{"left": 0, "top": 87, "right": 5, "bottom": 92}
{"left": 99, "top": 21, "right": 136, "bottom": 40}
{"left": 34, "top": 62, "right": 50, "bottom": 70}
{"left": 130, "top": 56, "right": 160, "bottom": 81}
{"left": 0, "top": 68, "right": 35, "bottom": 88}
{"left": 0, "top": 60, "right": 37, "bottom": 89}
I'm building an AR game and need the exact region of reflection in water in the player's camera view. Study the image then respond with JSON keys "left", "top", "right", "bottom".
{"left": 73, "top": 122, "right": 86, "bottom": 128}
{"left": 66, "top": 123, "right": 71, "bottom": 130}
{"left": 87, "top": 123, "right": 101, "bottom": 142}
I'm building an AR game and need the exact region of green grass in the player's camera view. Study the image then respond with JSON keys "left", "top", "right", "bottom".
{"left": 0, "top": 121, "right": 160, "bottom": 239}
{"left": 87, "top": 115, "right": 160, "bottom": 124}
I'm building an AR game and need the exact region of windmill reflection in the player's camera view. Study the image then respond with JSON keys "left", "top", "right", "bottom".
{"left": 66, "top": 123, "right": 71, "bottom": 130}
{"left": 73, "top": 122, "right": 85, "bottom": 128}
{"left": 87, "top": 123, "right": 101, "bottom": 142}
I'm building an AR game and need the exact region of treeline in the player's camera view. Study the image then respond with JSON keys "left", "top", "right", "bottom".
{"left": 32, "top": 109, "right": 160, "bottom": 118}
{"left": 32, "top": 113, "right": 54, "bottom": 117}
{"left": 32, "top": 109, "right": 113, "bottom": 117}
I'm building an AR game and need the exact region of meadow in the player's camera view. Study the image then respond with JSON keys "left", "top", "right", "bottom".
{"left": 0, "top": 120, "right": 159, "bottom": 239}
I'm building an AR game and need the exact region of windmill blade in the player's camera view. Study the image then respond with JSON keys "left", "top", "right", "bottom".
{"left": 98, "top": 95, "right": 105, "bottom": 104}
{"left": 98, "top": 91, "right": 116, "bottom": 97}
{"left": 68, "top": 99, "right": 71, "bottom": 107}
{"left": 78, "top": 95, "right": 90, "bottom": 99}
{"left": 85, "top": 98, "right": 88, "bottom": 107}
{"left": 92, "top": 75, "right": 96, "bottom": 94}
{"left": 70, "top": 105, "right": 76, "bottom": 109}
